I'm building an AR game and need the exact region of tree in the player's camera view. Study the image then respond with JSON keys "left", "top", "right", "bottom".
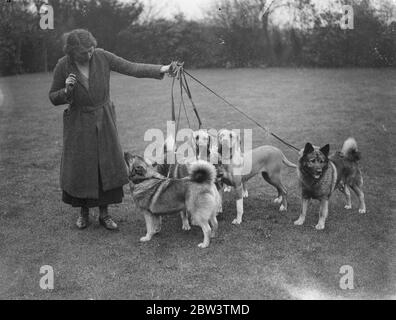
{"left": 73, "top": 0, "right": 143, "bottom": 52}
{"left": 0, "top": 0, "right": 41, "bottom": 75}
{"left": 302, "top": 0, "right": 395, "bottom": 67}
{"left": 204, "top": 0, "right": 312, "bottom": 66}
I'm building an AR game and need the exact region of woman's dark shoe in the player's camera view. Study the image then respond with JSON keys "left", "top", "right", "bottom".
{"left": 99, "top": 215, "right": 118, "bottom": 231}
{"left": 76, "top": 209, "right": 89, "bottom": 229}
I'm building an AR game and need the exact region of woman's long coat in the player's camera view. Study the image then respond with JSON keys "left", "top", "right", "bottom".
{"left": 49, "top": 49, "right": 164, "bottom": 199}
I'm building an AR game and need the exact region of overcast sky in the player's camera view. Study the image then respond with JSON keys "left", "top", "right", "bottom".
{"left": 124, "top": 0, "right": 394, "bottom": 21}
{"left": 126, "top": 0, "right": 214, "bottom": 20}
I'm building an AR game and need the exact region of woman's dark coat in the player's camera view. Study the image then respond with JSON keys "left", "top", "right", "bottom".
{"left": 49, "top": 48, "right": 163, "bottom": 199}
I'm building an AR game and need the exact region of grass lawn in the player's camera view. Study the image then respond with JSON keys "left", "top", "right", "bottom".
{"left": 0, "top": 68, "right": 394, "bottom": 299}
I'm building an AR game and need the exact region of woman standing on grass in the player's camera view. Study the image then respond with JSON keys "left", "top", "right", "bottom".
{"left": 49, "top": 29, "right": 172, "bottom": 231}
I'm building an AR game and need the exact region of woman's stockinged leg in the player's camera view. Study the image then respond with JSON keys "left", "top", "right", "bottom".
{"left": 99, "top": 205, "right": 108, "bottom": 218}
{"left": 76, "top": 206, "right": 90, "bottom": 229}
{"left": 98, "top": 205, "right": 118, "bottom": 231}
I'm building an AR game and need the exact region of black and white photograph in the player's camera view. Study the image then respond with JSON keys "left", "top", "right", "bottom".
{"left": 0, "top": 0, "right": 394, "bottom": 303}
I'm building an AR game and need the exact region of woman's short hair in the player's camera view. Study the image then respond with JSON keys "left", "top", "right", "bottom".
{"left": 63, "top": 29, "right": 97, "bottom": 57}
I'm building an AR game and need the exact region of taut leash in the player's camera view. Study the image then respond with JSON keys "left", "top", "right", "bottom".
{"left": 168, "top": 62, "right": 299, "bottom": 153}
{"left": 183, "top": 69, "right": 300, "bottom": 153}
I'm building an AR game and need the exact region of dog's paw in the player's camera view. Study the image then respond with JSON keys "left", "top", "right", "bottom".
{"left": 232, "top": 218, "right": 242, "bottom": 225}
{"left": 344, "top": 204, "right": 352, "bottom": 210}
{"left": 182, "top": 224, "right": 191, "bottom": 231}
{"left": 274, "top": 197, "right": 283, "bottom": 204}
{"left": 279, "top": 205, "right": 287, "bottom": 212}
{"left": 140, "top": 235, "right": 152, "bottom": 242}
{"left": 359, "top": 208, "right": 366, "bottom": 214}
{"left": 315, "top": 223, "right": 325, "bottom": 230}
{"left": 294, "top": 218, "right": 305, "bottom": 226}
{"left": 198, "top": 242, "right": 209, "bottom": 249}
{"left": 243, "top": 190, "right": 248, "bottom": 198}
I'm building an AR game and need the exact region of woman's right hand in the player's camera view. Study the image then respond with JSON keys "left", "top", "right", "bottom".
{"left": 65, "top": 73, "right": 77, "bottom": 94}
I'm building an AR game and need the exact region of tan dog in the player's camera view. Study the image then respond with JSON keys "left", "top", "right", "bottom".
{"left": 217, "top": 129, "right": 297, "bottom": 224}
{"left": 124, "top": 153, "right": 220, "bottom": 248}
{"left": 191, "top": 129, "right": 218, "bottom": 162}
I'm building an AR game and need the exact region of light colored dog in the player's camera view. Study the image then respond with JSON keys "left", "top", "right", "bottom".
{"left": 156, "top": 133, "right": 222, "bottom": 231}
{"left": 217, "top": 129, "right": 297, "bottom": 224}
{"left": 190, "top": 129, "right": 218, "bottom": 162}
{"left": 190, "top": 129, "right": 223, "bottom": 183}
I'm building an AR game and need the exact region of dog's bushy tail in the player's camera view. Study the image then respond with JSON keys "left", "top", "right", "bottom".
{"left": 341, "top": 137, "right": 361, "bottom": 161}
{"left": 189, "top": 160, "right": 216, "bottom": 184}
{"left": 281, "top": 152, "right": 297, "bottom": 168}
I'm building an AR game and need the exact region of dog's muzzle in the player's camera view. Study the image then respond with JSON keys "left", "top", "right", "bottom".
{"left": 313, "top": 170, "right": 322, "bottom": 179}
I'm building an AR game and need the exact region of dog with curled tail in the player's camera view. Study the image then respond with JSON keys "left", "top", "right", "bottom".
{"left": 294, "top": 137, "right": 366, "bottom": 230}
{"left": 125, "top": 153, "right": 221, "bottom": 248}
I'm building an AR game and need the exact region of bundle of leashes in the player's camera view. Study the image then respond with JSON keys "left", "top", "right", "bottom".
{"left": 168, "top": 61, "right": 202, "bottom": 133}
{"left": 167, "top": 61, "right": 300, "bottom": 153}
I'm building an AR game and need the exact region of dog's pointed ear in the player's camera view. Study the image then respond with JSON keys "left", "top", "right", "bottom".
{"left": 320, "top": 144, "right": 330, "bottom": 157}
{"left": 124, "top": 152, "right": 129, "bottom": 163}
{"left": 303, "top": 143, "right": 314, "bottom": 155}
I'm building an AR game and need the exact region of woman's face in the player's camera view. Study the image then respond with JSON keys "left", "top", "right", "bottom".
{"left": 73, "top": 46, "right": 94, "bottom": 64}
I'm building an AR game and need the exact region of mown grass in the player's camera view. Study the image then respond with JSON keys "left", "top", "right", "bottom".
{"left": 0, "top": 68, "right": 394, "bottom": 299}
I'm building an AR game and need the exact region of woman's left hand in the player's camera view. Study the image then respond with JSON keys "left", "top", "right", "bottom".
{"left": 160, "top": 64, "right": 172, "bottom": 74}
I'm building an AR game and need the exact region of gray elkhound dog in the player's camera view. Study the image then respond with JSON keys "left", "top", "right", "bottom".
{"left": 295, "top": 137, "right": 366, "bottom": 230}
{"left": 124, "top": 153, "right": 221, "bottom": 248}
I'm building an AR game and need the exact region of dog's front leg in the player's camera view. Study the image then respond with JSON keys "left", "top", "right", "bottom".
{"left": 316, "top": 199, "right": 328, "bottom": 230}
{"left": 343, "top": 185, "right": 352, "bottom": 210}
{"left": 294, "top": 198, "right": 309, "bottom": 226}
{"left": 180, "top": 211, "right": 191, "bottom": 231}
{"left": 233, "top": 185, "right": 244, "bottom": 225}
{"left": 140, "top": 211, "right": 157, "bottom": 242}
{"left": 214, "top": 184, "right": 224, "bottom": 214}
{"left": 217, "top": 187, "right": 223, "bottom": 214}
{"left": 242, "top": 183, "right": 248, "bottom": 198}
{"left": 153, "top": 216, "right": 162, "bottom": 233}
